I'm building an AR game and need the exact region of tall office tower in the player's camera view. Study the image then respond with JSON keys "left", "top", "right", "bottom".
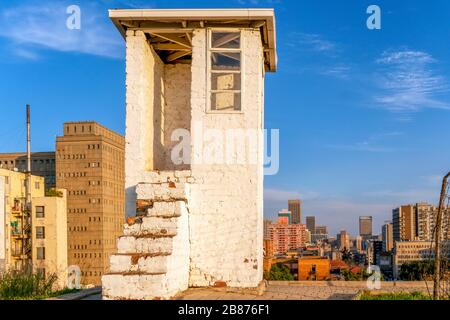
{"left": 382, "top": 222, "right": 394, "bottom": 252}
{"left": 288, "top": 199, "right": 301, "bottom": 224}
{"left": 392, "top": 205, "right": 416, "bottom": 242}
{"left": 0, "top": 152, "right": 56, "bottom": 189}
{"left": 355, "top": 235, "right": 362, "bottom": 253}
{"left": 306, "top": 216, "right": 316, "bottom": 233}
{"left": 337, "top": 230, "right": 350, "bottom": 250}
{"left": 56, "top": 122, "right": 125, "bottom": 285}
{"left": 359, "top": 216, "right": 373, "bottom": 240}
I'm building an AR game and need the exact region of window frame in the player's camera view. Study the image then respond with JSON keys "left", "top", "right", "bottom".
{"left": 206, "top": 29, "right": 244, "bottom": 114}
{"left": 36, "top": 226, "right": 45, "bottom": 239}
{"left": 37, "top": 247, "right": 45, "bottom": 260}
{"left": 35, "top": 206, "right": 45, "bottom": 218}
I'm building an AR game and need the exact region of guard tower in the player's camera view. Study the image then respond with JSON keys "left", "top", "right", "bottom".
{"left": 102, "top": 8, "right": 277, "bottom": 300}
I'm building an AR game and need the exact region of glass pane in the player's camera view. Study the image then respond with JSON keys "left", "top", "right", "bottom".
{"left": 211, "top": 92, "right": 241, "bottom": 111}
{"left": 211, "top": 73, "right": 241, "bottom": 90}
{"left": 211, "top": 52, "right": 240, "bottom": 71}
{"left": 211, "top": 32, "right": 240, "bottom": 49}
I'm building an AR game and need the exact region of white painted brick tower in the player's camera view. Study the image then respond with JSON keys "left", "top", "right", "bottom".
{"left": 102, "top": 9, "right": 277, "bottom": 300}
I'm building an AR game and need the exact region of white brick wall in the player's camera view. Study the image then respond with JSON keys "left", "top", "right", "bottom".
{"left": 187, "top": 29, "right": 264, "bottom": 288}
{"left": 105, "top": 27, "right": 266, "bottom": 299}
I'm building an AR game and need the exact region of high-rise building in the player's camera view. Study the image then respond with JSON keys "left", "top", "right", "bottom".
{"left": 0, "top": 152, "right": 56, "bottom": 189}
{"left": 315, "top": 226, "right": 327, "bottom": 235}
{"left": 56, "top": 121, "right": 125, "bottom": 285}
{"left": 355, "top": 235, "right": 362, "bottom": 253}
{"left": 382, "top": 222, "right": 394, "bottom": 252}
{"left": 372, "top": 240, "right": 383, "bottom": 265}
{"left": 306, "top": 216, "right": 316, "bottom": 234}
{"left": 278, "top": 209, "right": 291, "bottom": 225}
{"left": 416, "top": 202, "right": 449, "bottom": 241}
{"left": 288, "top": 199, "right": 301, "bottom": 224}
{"left": 393, "top": 205, "right": 416, "bottom": 242}
{"left": 337, "top": 230, "right": 350, "bottom": 250}
{"left": 359, "top": 216, "right": 373, "bottom": 239}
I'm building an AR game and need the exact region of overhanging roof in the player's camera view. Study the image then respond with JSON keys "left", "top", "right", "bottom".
{"left": 109, "top": 8, "right": 277, "bottom": 72}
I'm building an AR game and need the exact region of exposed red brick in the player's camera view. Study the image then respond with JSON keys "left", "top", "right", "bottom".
{"left": 214, "top": 281, "right": 227, "bottom": 288}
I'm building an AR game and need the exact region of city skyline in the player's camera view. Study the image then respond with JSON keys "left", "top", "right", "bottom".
{"left": 0, "top": 0, "right": 450, "bottom": 236}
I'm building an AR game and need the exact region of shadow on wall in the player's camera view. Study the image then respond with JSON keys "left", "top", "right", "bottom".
{"left": 153, "top": 63, "right": 192, "bottom": 172}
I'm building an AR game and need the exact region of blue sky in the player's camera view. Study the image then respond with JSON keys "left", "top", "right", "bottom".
{"left": 0, "top": 0, "right": 449, "bottom": 236}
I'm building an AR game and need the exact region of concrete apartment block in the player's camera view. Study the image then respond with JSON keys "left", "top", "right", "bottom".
{"left": 0, "top": 169, "right": 68, "bottom": 287}
{"left": 103, "top": 8, "right": 277, "bottom": 299}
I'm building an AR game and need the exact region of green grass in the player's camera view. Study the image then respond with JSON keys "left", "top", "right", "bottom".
{"left": 0, "top": 270, "right": 79, "bottom": 300}
{"left": 359, "top": 291, "right": 433, "bottom": 300}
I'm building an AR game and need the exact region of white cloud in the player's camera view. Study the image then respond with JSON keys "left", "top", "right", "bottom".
{"left": 374, "top": 50, "right": 450, "bottom": 113}
{"left": 328, "top": 131, "right": 403, "bottom": 153}
{"left": 289, "top": 32, "right": 337, "bottom": 53}
{"left": 0, "top": 2, "right": 124, "bottom": 59}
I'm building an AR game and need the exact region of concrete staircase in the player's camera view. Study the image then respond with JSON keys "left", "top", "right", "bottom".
{"left": 102, "top": 182, "right": 190, "bottom": 300}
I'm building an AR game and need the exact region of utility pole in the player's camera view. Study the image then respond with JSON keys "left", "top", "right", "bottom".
{"left": 433, "top": 171, "right": 450, "bottom": 300}
{"left": 24, "top": 104, "right": 32, "bottom": 270}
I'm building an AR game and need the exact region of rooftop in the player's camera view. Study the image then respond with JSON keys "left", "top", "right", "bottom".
{"left": 109, "top": 8, "right": 277, "bottom": 71}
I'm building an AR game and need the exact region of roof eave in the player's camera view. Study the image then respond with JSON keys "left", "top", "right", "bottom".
{"left": 108, "top": 8, "right": 277, "bottom": 72}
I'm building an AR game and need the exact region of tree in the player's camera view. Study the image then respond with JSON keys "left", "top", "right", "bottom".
{"left": 341, "top": 248, "right": 353, "bottom": 263}
{"left": 263, "top": 263, "right": 294, "bottom": 281}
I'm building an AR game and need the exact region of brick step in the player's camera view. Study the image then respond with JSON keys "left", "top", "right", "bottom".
{"left": 117, "top": 235, "right": 175, "bottom": 254}
{"left": 124, "top": 216, "right": 179, "bottom": 237}
{"left": 109, "top": 253, "right": 170, "bottom": 274}
{"left": 136, "top": 182, "right": 188, "bottom": 202}
{"left": 102, "top": 273, "right": 178, "bottom": 300}
{"left": 147, "top": 201, "right": 186, "bottom": 218}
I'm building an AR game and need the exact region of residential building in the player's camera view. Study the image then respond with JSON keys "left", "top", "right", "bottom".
{"left": 311, "top": 225, "right": 328, "bottom": 243}
{"left": 372, "top": 240, "right": 383, "bottom": 265}
{"left": 382, "top": 222, "right": 394, "bottom": 252}
{"left": 359, "top": 216, "right": 373, "bottom": 240}
{"left": 306, "top": 216, "right": 316, "bottom": 234}
{"left": 416, "top": 202, "right": 449, "bottom": 241}
{"left": 278, "top": 209, "right": 291, "bottom": 225}
{"left": 298, "top": 256, "right": 330, "bottom": 281}
{"left": 393, "top": 205, "right": 416, "bottom": 242}
{"left": 56, "top": 121, "right": 125, "bottom": 285}
{"left": 102, "top": 8, "right": 278, "bottom": 300}
{"left": 0, "top": 169, "right": 67, "bottom": 287}
{"left": 0, "top": 152, "right": 56, "bottom": 189}
{"left": 288, "top": 199, "right": 301, "bottom": 224}
{"left": 268, "top": 223, "right": 307, "bottom": 255}
{"left": 393, "top": 241, "right": 450, "bottom": 279}
{"left": 263, "top": 219, "right": 273, "bottom": 239}
{"left": 32, "top": 190, "right": 68, "bottom": 289}
{"left": 354, "top": 235, "right": 362, "bottom": 253}
{"left": 263, "top": 239, "right": 274, "bottom": 273}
